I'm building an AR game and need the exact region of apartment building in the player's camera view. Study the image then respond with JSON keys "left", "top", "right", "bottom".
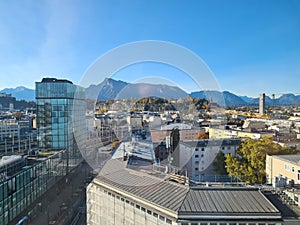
{"left": 266, "top": 154, "right": 300, "bottom": 187}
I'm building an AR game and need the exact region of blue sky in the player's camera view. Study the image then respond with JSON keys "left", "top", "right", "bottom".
{"left": 0, "top": 0, "right": 299, "bottom": 97}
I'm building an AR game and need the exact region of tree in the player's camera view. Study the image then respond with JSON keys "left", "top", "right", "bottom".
{"left": 213, "top": 151, "right": 228, "bottom": 175}
{"left": 170, "top": 128, "right": 180, "bottom": 154}
{"left": 13, "top": 111, "right": 23, "bottom": 120}
{"left": 194, "top": 131, "right": 208, "bottom": 140}
{"left": 225, "top": 137, "right": 298, "bottom": 184}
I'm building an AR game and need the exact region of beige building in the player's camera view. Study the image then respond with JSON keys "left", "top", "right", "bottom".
{"left": 209, "top": 127, "right": 273, "bottom": 139}
{"left": 266, "top": 154, "right": 300, "bottom": 187}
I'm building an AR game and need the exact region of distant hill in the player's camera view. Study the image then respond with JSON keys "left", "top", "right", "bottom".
{"left": 276, "top": 94, "right": 300, "bottom": 105}
{"left": 249, "top": 94, "right": 300, "bottom": 106}
{"left": 190, "top": 90, "right": 247, "bottom": 106}
{"left": 190, "top": 91, "right": 300, "bottom": 107}
{"left": 85, "top": 78, "right": 188, "bottom": 100}
{"left": 85, "top": 78, "right": 128, "bottom": 100}
{"left": 0, "top": 86, "right": 35, "bottom": 101}
{"left": 239, "top": 96, "right": 254, "bottom": 103}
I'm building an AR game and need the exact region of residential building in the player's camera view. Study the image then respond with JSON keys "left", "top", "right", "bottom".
{"left": 0, "top": 93, "right": 16, "bottom": 111}
{"left": 36, "top": 78, "right": 86, "bottom": 170}
{"left": 209, "top": 127, "right": 274, "bottom": 139}
{"left": 266, "top": 154, "right": 300, "bottom": 187}
{"left": 127, "top": 114, "right": 143, "bottom": 133}
{"left": 151, "top": 123, "right": 206, "bottom": 143}
{"left": 87, "top": 159, "right": 283, "bottom": 225}
{"left": 176, "top": 139, "right": 241, "bottom": 175}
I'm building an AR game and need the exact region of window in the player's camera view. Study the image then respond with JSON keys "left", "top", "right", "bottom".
{"left": 195, "top": 161, "right": 199, "bottom": 165}
{"left": 201, "top": 148, "right": 205, "bottom": 151}
{"left": 166, "top": 218, "right": 172, "bottom": 224}
{"left": 147, "top": 210, "right": 152, "bottom": 215}
{"left": 136, "top": 204, "right": 140, "bottom": 209}
{"left": 159, "top": 215, "right": 165, "bottom": 221}
{"left": 292, "top": 167, "right": 295, "bottom": 173}
{"left": 285, "top": 164, "right": 290, "bottom": 171}
{"left": 195, "top": 168, "right": 198, "bottom": 171}
{"left": 195, "top": 155, "right": 199, "bottom": 158}
{"left": 141, "top": 207, "right": 146, "bottom": 212}
{"left": 201, "top": 154, "right": 204, "bottom": 158}
{"left": 153, "top": 212, "right": 158, "bottom": 218}
{"left": 195, "top": 148, "right": 199, "bottom": 151}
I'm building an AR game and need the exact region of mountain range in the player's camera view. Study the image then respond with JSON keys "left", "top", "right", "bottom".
{"left": 1, "top": 86, "right": 35, "bottom": 101}
{"left": 1, "top": 78, "right": 300, "bottom": 106}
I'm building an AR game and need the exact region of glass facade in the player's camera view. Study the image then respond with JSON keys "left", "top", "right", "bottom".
{"left": 0, "top": 152, "right": 67, "bottom": 225}
{"left": 36, "top": 78, "right": 86, "bottom": 170}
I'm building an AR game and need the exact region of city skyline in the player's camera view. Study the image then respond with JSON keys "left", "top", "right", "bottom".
{"left": 0, "top": 0, "right": 300, "bottom": 97}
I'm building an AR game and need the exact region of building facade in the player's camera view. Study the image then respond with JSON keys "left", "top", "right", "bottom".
{"left": 209, "top": 127, "right": 273, "bottom": 139}
{"left": 177, "top": 139, "right": 241, "bottom": 175}
{"left": 87, "top": 159, "right": 282, "bottom": 225}
{"left": 36, "top": 78, "right": 86, "bottom": 169}
{"left": 0, "top": 152, "right": 67, "bottom": 225}
{"left": 266, "top": 154, "right": 300, "bottom": 187}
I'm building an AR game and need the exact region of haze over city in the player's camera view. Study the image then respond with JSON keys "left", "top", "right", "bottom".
{"left": 0, "top": 0, "right": 300, "bottom": 97}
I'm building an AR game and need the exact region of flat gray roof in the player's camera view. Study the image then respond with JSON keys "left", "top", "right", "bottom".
{"left": 179, "top": 188, "right": 280, "bottom": 220}
{"left": 93, "top": 159, "right": 281, "bottom": 220}
{"left": 96, "top": 159, "right": 188, "bottom": 213}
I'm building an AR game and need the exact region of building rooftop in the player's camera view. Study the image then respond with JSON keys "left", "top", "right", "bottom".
{"left": 93, "top": 159, "right": 281, "bottom": 220}
{"left": 271, "top": 154, "right": 300, "bottom": 165}
{"left": 41, "top": 78, "right": 73, "bottom": 84}
{"left": 179, "top": 187, "right": 279, "bottom": 220}
{"left": 182, "top": 139, "right": 241, "bottom": 148}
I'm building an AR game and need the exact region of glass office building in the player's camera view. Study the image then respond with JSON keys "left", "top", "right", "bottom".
{"left": 36, "top": 78, "right": 86, "bottom": 170}
{"left": 0, "top": 152, "right": 67, "bottom": 225}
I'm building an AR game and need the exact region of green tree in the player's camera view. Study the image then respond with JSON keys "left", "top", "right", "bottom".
{"left": 213, "top": 151, "right": 228, "bottom": 175}
{"left": 225, "top": 137, "right": 298, "bottom": 184}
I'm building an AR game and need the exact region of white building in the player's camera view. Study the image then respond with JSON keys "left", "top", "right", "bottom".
{"left": 174, "top": 139, "right": 241, "bottom": 175}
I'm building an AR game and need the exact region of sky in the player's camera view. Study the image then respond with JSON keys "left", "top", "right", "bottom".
{"left": 0, "top": 0, "right": 299, "bottom": 97}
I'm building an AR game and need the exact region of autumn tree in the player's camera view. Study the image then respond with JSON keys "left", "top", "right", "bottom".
{"left": 194, "top": 131, "right": 208, "bottom": 140}
{"left": 225, "top": 137, "right": 298, "bottom": 184}
{"left": 13, "top": 111, "right": 23, "bottom": 120}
